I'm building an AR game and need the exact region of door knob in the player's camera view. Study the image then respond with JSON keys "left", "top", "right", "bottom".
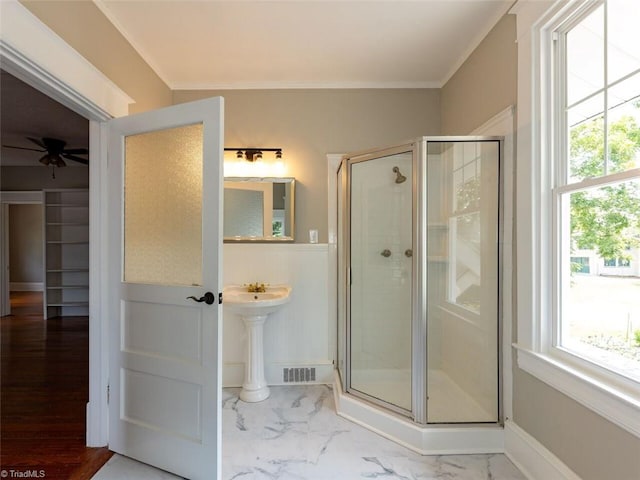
{"left": 381, "top": 249, "right": 392, "bottom": 258}
{"left": 187, "top": 291, "right": 215, "bottom": 305}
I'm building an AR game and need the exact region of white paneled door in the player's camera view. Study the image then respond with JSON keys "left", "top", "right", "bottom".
{"left": 107, "top": 97, "right": 224, "bottom": 479}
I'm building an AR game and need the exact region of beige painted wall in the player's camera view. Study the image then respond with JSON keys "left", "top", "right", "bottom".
{"left": 440, "top": 9, "right": 640, "bottom": 480}
{"left": 21, "top": 0, "right": 171, "bottom": 114}
{"left": 514, "top": 369, "right": 640, "bottom": 480}
{"left": 174, "top": 89, "right": 441, "bottom": 243}
{"left": 440, "top": 15, "right": 517, "bottom": 134}
{"left": 9, "top": 204, "right": 43, "bottom": 284}
{"left": 1, "top": 166, "right": 89, "bottom": 191}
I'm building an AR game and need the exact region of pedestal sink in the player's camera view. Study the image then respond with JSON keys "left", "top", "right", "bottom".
{"left": 223, "top": 285, "right": 292, "bottom": 402}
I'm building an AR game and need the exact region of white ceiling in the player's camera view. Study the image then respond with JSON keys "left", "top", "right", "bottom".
{"left": 1, "top": 1, "right": 513, "bottom": 168}
{"left": 95, "top": 0, "right": 514, "bottom": 89}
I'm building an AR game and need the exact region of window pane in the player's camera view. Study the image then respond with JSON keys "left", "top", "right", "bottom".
{"left": 607, "top": 0, "right": 640, "bottom": 85}
{"left": 569, "top": 94, "right": 605, "bottom": 182}
{"left": 567, "top": 5, "right": 604, "bottom": 106}
{"left": 561, "top": 179, "right": 640, "bottom": 380}
{"left": 607, "top": 73, "right": 640, "bottom": 175}
{"left": 570, "top": 256, "right": 591, "bottom": 274}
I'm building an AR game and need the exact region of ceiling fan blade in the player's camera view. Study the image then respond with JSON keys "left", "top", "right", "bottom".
{"left": 27, "top": 137, "right": 47, "bottom": 149}
{"left": 62, "top": 153, "right": 89, "bottom": 165}
{"left": 2, "top": 145, "right": 46, "bottom": 152}
{"left": 63, "top": 148, "right": 89, "bottom": 155}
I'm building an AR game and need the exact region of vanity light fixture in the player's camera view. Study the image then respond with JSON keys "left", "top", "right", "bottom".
{"left": 223, "top": 147, "right": 286, "bottom": 177}
{"left": 224, "top": 147, "right": 283, "bottom": 162}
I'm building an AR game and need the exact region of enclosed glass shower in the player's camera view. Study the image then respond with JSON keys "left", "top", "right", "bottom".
{"left": 337, "top": 137, "right": 501, "bottom": 425}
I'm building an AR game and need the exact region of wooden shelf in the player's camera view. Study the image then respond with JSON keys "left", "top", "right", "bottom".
{"left": 46, "top": 203, "right": 89, "bottom": 208}
{"left": 47, "top": 302, "right": 89, "bottom": 307}
{"left": 46, "top": 222, "right": 89, "bottom": 226}
{"left": 47, "top": 268, "right": 89, "bottom": 273}
{"left": 43, "top": 189, "right": 89, "bottom": 319}
{"left": 46, "top": 286, "right": 88, "bottom": 290}
{"left": 46, "top": 240, "right": 89, "bottom": 245}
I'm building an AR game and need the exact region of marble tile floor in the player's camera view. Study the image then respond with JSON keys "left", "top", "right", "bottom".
{"left": 91, "top": 385, "right": 526, "bottom": 480}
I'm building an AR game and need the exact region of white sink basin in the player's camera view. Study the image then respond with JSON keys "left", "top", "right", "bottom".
{"left": 223, "top": 284, "right": 292, "bottom": 316}
{"left": 222, "top": 284, "right": 292, "bottom": 402}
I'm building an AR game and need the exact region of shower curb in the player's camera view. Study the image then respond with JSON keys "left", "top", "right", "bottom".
{"left": 332, "top": 370, "right": 505, "bottom": 455}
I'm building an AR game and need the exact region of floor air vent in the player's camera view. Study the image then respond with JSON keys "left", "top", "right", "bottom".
{"left": 283, "top": 367, "right": 316, "bottom": 383}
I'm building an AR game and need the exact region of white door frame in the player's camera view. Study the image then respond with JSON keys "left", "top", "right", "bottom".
{"left": 1, "top": 0, "right": 132, "bottom": 446}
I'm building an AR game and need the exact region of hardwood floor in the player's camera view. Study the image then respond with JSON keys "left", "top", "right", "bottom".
{"left": 1, "top": 292, "right": 112, "bottom": 479}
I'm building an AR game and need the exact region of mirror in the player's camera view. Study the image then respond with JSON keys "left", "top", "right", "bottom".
{"left": 223, "top": 177, "right": 295, "bottom": 242}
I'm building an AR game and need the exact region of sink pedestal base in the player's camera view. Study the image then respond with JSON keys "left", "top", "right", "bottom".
{"left": 240, "top": 314, "right": 270, "bottom": 402}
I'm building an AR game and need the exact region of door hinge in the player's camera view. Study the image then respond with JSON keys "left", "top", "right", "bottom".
{"left": 218, "top": 292, "right": 223, "bottom": 304}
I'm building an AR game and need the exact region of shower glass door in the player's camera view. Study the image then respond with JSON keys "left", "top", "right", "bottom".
{"left": 348, "top": 148, "right": 413, "bottom": 413}
{"left": 425, "top": 140, "right": 500, "bottom": 423}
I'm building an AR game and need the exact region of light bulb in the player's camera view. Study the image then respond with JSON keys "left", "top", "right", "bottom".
{"left": 274, "top": 150, "right": 286, "bottom": 176}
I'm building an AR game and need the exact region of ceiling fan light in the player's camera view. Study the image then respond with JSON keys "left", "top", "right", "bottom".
{"left": 55, "top": 156, "right": 66, "bottom": 167}
{"left": 39, "top": 154, "right": 51, "bottom": 166}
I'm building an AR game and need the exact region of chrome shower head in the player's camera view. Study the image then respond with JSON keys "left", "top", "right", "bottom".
{"left": 393, "top": 166, "right": 407, "bottom": 184}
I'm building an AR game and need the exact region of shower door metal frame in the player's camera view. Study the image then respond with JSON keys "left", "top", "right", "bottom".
{"left": 343, "top": 141, "right": 420, "bottom": 419}
{"left": 339, "top": 136, "right": 504, "bottom": 426}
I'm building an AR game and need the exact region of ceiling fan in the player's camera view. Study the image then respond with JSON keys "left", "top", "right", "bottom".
{"left": 2, "top": 137, "right": 88, "bottom": 177}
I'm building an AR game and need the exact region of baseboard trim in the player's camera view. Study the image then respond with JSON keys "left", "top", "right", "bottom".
{"left": 10, "top": 282, "right": 43, "bottom": 291}
{"left": 504, "top": 421, "right": 581, "bottom": 480}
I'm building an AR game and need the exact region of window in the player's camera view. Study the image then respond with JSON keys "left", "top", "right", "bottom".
{"left": 555, "top": 0, "right": 640, "bottom": 382}
{"left": 603, "top": 258, "right": 617, "bottom": 267}
{"left": 570, "top": 256, "right": 590, "bottom": 273}
{"left": 516, "top": 0, "right": 640, "bottom": 439}
{"left": 604, "top": 257, "right": 631, "bottom": 267}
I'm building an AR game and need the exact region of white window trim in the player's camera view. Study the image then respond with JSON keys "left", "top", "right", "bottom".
{"left": 513, "top": 0, "right": 640, "bottom": 439}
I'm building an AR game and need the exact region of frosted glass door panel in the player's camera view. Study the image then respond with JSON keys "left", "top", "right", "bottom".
{"left": 349, "top": 152, "right": 412, "bottom": 412}
{"left": 426, "top": 140, "right": 499, "bottom": 423}
{"left": 124, "top": 124, "right": 203, "bottom": 286}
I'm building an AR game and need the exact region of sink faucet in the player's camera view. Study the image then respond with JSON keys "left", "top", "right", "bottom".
{"left": 246, "top": 282, "right": 267, "bottom": 293}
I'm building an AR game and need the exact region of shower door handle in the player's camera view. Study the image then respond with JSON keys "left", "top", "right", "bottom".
{"left": 380, "top": 249, "right": 392, "bottom": 258}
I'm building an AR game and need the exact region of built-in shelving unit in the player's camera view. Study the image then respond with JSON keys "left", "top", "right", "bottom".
{"left": 43, "top": 189, "right": 89, "bottom": 319}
